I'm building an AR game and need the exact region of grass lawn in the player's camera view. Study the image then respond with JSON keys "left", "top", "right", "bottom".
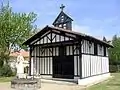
{"left": 0, "top": 77, "right": 13, "bottom": 82}
{"left": 88, "top": 73, "right": 120, "bottom": 90}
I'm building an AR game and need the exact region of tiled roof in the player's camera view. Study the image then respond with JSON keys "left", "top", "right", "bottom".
{"left": 23, "top": 25, "right": 113, "bottom": 47}
{"left": 10, "top": 49, "right": 29, "bottom": 57}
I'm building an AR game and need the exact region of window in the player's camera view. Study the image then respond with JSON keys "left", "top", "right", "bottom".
{"left": 61, "top": 18, "right": 64, "bottom": 22}
{"left": 94, "top": 43, "right": 98, "bottom": 55}
{"left": 104, "top": 46, "right": 106, "bottom": 56}
{"left": 63, "top": 24, "right": 66, "bottom": 29}
{"left": 63, "top": 26, "right": 66, "bottom": 29}
{"left": 61, "top": 15, "right": 64, "bottom": 18}
{"left": 63, "top": 24, "right": 66, "bottom": 26}
{"left": 89, "top": 41, "right": 92, "bottom": 54}
{"left": 59, "top": 24, "right": 62, "bottom": 28}
{"left": 61, "top": 16, "right": 64, "bottom": 22}
{"left": 99, "top": 45, "right": 102, "bottom": 55}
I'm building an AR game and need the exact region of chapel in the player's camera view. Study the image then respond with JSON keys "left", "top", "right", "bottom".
{"left": 23, "top": 4, "right": 112, "bottom": 85}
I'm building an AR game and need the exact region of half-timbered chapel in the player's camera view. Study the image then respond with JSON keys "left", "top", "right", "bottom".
{"left": 23, "top": 5, "right": 113, "bottom": 85}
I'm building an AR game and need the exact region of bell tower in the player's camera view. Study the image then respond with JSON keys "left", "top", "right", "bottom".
{"left": 53, "top": 4, "right": 73, "bottom": 30}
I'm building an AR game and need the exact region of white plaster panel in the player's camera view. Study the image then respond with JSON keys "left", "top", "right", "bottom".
{"left": 86, "top": 41, "right": 89, "bottom": 54}
{"left": 56, "top": 47, "right": 59, "bottom": 56}
{"left": 44, "top": 58, "right": 47, "bottom": 74}
{"left": 36, "top": 47, "right": 39, "bottom": 56}
{"left": 96, "top": 57, "right": 99, "bottom": 74}
{"left": 91, "top": 56, "right": 94, "bottom": 75}
{"left": 42, "top": 58, "right": 44, "bottom": 74}
{"left": 65, "top": 36, "right": 69, "bottom": 41}
{"left": 70, "top": 46, "right": 73, "bottom": 55}
{"left": 56, "top": 35, "right": 59, "bottom": 42}
{"left": 106, "top": 48, "right": 108, "bottom": 56}
{"left": 49, "top": 48, "right": 52, "bottom": 56}
{"left": 36, "top": 58, "right": 39, "bottom": 74}
{"left": 44, "top": 36, "right": 47, "bottom": 43}
{"left": 31, "top": 50, "right": 34, "bottom": 56}
{"left": 47, "top": 34, "right": 51, "bottom": 43}
{"left": 61, "top": 36, "right": 64, "bottom": 41}
{"left": 82, "top": 55, "right": 91, "bottom": 78}
{"left": 33, "top": 47, "right": 36, "bottom": 56}
{"left": 74, "top": 45, "right": 77, "bottom": 55}
{"left": 77, "top": 56, "right": 80, "bottom": 76}
{"left": 101, "top": 57, "right": 109, "bottom": 73}
{"left": 87, "top": 56, "right": 91, "bottom": 77}
{"left": 41, "top": 38, "right": 43, "bottom": 44}
{"left": 52, "top": 33, "right": 55, "bottom": 42}
{"left": 70, "top": 37, "right": 73, "bottom": 40}
{"left": 81, "top": 43, "right": 84, "bottom": 53}
{"left": 50, "top": 57, "right": 53, "bottom": 74}
{"left": 52, "top": 33, "right": 55, "bottom": 39}
{"left": 82, "top": 55, "right": 85, "bottom": 78}
{"left": 31, "top": 58, "right": 34, "bottom": 75}
{"left": 66, "top": 46, "right": 69, "bottom": 55}
{"left": 40, "top": 58, "right": 42, "bottom": 74}
{"left": 74, "top": 56, "right": 77, "bottom": 76}
{"left": 47, "top": 58, "right": 49, "bottom": 74}
{"left": 91, "top": 43, "right": 94, "bottom": 54}
{"left": 106, "top": 58, "right": 109, "bottom": 72}
{"left": 53, "top": 48, "right": 56, "bottom": 56}
{"left": 93, "top": 56, "right": 95, "bottom": 75}
{"left": 86, "top": 55, "right": 90, "bottom": 77}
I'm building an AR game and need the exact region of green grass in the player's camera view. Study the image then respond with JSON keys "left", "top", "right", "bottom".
{"left": 0, "top": 77, "right": 13, "bottom": 82}
{"left": 88, "top": 73, "right": 120, "bottom": 90}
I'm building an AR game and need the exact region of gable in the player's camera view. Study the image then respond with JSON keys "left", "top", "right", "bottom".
{"left": 23, "top": 26, "right": 113, "bottom": 48}
{"left": 32, "top": 31, "right": 74, "bottom": 45}
{"left": 53, "top": 11, "right": 73, "bottom": 25}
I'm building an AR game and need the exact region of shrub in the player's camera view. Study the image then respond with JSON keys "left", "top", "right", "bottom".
{"left": 109, "top": 65, "right": 118, "bottom": 73}
{"left": 12, "top": 68, "right": 17, "bottom": 76}
{"left": 0, "top": 64, "right": 13, "bottom": 77}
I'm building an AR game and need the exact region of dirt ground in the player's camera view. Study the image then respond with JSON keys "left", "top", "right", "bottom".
{"left": 0, "top": 82, "right": 86, "bottom": 90}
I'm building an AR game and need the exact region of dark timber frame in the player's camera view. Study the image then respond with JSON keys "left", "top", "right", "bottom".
{"left": 24, "top": 26, "right": 113, "bottom": 79}
{"left": 23, "top": 5, "right": 113, "bottom": 80}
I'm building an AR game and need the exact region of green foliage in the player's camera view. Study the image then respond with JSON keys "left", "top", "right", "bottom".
{"left": 0, "top": 2, "right": 37, "bottom": 66}
{"left": 12, "top": 68, "right": 17, "bottom": 76}
{"left": 109, "top": 65, "right": 118, "bottom": 72}
{"left": 0, "top": 2, "right": 37, "bottom": 50}
{"left": 0, "top": 64, "right": 13, "bottom": 77}
{"left": 109, "top": 35, "right": 120, "bottom": 65}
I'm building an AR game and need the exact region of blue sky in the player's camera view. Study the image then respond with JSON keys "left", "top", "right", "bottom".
{"left": 6, "top": 0, "right": 120, "bottom": 40}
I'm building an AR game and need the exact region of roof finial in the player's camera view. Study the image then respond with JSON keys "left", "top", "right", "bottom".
{"left": 60, "top": 4, "right": 65, "bottom": 11}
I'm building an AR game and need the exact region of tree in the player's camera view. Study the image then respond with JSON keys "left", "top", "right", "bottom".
{"left": 109, "top": 35, "right": 120, "bottom": 65}
{"left": 0, "top": 2, "right": 37, "bottom": 66}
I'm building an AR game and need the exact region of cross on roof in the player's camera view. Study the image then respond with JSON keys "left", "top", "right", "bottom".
{"left": 60, "top": 4, "right": 65, "bottom": 11}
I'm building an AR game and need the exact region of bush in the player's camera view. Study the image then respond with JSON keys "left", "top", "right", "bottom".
{"left": 109, "top": 65, "right": 117, "bottom": 72}
{"left": 12, "top": 68, "right": 17, "bottom": 76}
{"left": 0, "top": 64, "right": 13, "bottom": 77}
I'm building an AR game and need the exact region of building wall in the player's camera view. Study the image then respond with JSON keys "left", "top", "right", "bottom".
{"left": 82, "top": 55, "right": 109, "bottom": 78}
{"left": 30, "top": 45, "right": 81, "bottom": 77}
{"left": 81, "top": 40, "right": 109, "bottom": 78}
{"left": 30, "top": 31, "right": 109, "bottom": 79}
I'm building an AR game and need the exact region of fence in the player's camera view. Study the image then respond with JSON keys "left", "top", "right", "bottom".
{"left": 109, "top": 65, "right": 120, "bottom": 72}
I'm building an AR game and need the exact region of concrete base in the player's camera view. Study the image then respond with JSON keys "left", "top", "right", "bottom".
{"left": 78, "top": 73, "right": 111, "bottom": 86}
{"left": 17, "top": 73, "right": 27, "bottom": 79}
{"left": 41, "top": 75, "right": 79, "bottom": 82}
